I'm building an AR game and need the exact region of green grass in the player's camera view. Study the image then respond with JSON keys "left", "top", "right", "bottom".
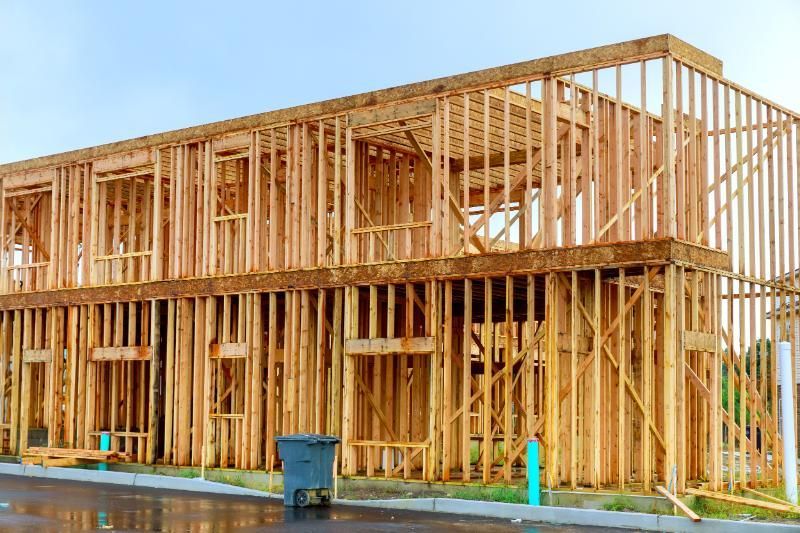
{"left": 220, "top": 474, "right": 246, "bottom": 487}
{"left": 469, "top": 442, "right": 479, "bottom": 464}
{"left": 689, "top": 493, "right": 800, "bottom": 521}
{"left": 451, "top": 486, "right": 526, "bottom": 504}
{"left": 177, "top": 468, "right": 200, "bottom": 479}
{"left": 468, "top": 441, "right": 508, "bottom": 466}
{"left": 601, "top": 496, "right": 638, "bottom": 512}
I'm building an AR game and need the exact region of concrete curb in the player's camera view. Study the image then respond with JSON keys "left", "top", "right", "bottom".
{"left": 131, "top": 473, "right": 279, "bottom": 498}
{"left": 334, "top": 497, "right": 436, "bottom": 511}
{"left": 0, "top": 463, "right": 280, "bottom": 499}
{"left": 431, "top": 498, "right": 800, "bottom": 532}
{"left": 0, "top": 464, "right": 798, "bottom": 531}
{"left": 14, "top": 463, "right": 137, "bottom": 485}
{"left": 335, "top": 496, "right": 800, "bottom": 531}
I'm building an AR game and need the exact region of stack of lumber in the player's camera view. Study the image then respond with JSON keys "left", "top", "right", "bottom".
{"left": 22, "top": 447, "right": 131, "bottom": 467}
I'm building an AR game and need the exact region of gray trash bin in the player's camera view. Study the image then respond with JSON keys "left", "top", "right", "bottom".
{"left": 275, "top": 433, "right": 340, "bottom": 507}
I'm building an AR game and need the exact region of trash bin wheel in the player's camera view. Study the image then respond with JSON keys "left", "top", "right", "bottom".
{"left": 295, "top": 489, "right": 311, "bottom": 507}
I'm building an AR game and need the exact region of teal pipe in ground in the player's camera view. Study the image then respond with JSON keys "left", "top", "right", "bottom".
{"left": 98, "top": 432, "right": 110, "bottom": 472}
{"left": 527, "top": 438, "right": 540, "bottom": 506}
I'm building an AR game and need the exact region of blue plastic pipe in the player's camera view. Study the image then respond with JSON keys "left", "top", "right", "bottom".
{"left": 99, "top": 432, "right": 110, "bottom": 472}
{"left": 527, "top": 438, "right": 540, "bottom": 505}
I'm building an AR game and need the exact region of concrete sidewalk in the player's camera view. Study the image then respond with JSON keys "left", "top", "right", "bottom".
{"left": 1, "top": 462, "right": 797, "bottom": 532}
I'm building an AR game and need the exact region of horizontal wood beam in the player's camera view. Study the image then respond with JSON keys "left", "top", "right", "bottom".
{"left": 90, "top": 346, "right": 153, "bottom": 361}
{"left": 0, "top": 34, "right": 720, "bottom": 176}
{"left": 349, "top": 440, "right": 429, "bottom": 448}
{"left": 22, "top": 349, "right": 51, "bottom": 363}
{"left": 346, "top": 336, "right": 434, "bottom": 355}
{"left": 0, "top": 239, "right": 727, "bottom": 310}
{"left": 683, "top": 330, "right": 716, "bottom": 352}
{"left": 349, "top": 100, "right": 435, "bottom": 128}
{"left": 210, "top": 342, "right": 248, "bottom": 359}
{"left": 453, "top": 148, "right": 535, "bottom": 174}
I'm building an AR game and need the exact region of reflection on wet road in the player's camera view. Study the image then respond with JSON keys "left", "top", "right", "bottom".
{"left": 0, "top": 474, "right": 630, "bottom": 532}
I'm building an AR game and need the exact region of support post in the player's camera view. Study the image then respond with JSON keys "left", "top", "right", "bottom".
{"left": 780, "top": 341, "right": 797, "bottom": 505}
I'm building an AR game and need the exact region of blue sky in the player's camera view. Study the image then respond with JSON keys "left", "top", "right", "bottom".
{"left": 1, "top": 0, "right": 798, "bottom": 164}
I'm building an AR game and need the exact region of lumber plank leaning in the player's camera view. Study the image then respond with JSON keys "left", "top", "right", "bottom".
{"left": 686, "top": 488, "right": 800, "bottom": 514}
{"left": 655, "top": 486, "right": 701, "bottom": 521}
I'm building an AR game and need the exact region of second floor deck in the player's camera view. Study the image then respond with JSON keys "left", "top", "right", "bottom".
{"left": 0, "top": 34, "right": 797, "bottom": 296}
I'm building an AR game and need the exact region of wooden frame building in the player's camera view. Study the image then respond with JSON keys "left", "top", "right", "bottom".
{"left": 1, "top": 34, "right": 798, "bottom": 495}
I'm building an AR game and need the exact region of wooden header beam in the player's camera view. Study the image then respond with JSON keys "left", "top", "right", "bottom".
{"left": 0, "top": 239, "right": 727, "bottom": 310}
{"left": 0, "top": 34, "right": 720, "bottom": 175}
{"left": 346, "top": 337, "right": 435, "bottom": 355}
{"left": 90, "top": 346, "right": 153, "bottom": 361}
{"left": 22, "top": 349, "right": 52, "bottom": 363}
{"left": 682, "top": 330, "right": 716, "bottom": 352}
{"left": 210, "top": 343, "right": 248, "bottom": 359}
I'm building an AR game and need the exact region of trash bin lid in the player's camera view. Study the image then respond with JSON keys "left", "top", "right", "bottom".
{"left": 275, "top": 433, "right": 340, "bottom": 444}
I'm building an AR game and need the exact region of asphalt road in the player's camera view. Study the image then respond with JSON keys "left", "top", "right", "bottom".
{"left": 0, "top": 474, "right": 630, "bottom": 532}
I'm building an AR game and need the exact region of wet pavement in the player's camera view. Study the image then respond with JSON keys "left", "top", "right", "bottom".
{"left": 0, "top": 474, "right": 631, "bottom": 532}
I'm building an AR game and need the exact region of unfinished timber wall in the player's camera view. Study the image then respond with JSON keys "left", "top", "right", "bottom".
{"left": 0, "top": 34, "right": 799, "bottom": 495}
